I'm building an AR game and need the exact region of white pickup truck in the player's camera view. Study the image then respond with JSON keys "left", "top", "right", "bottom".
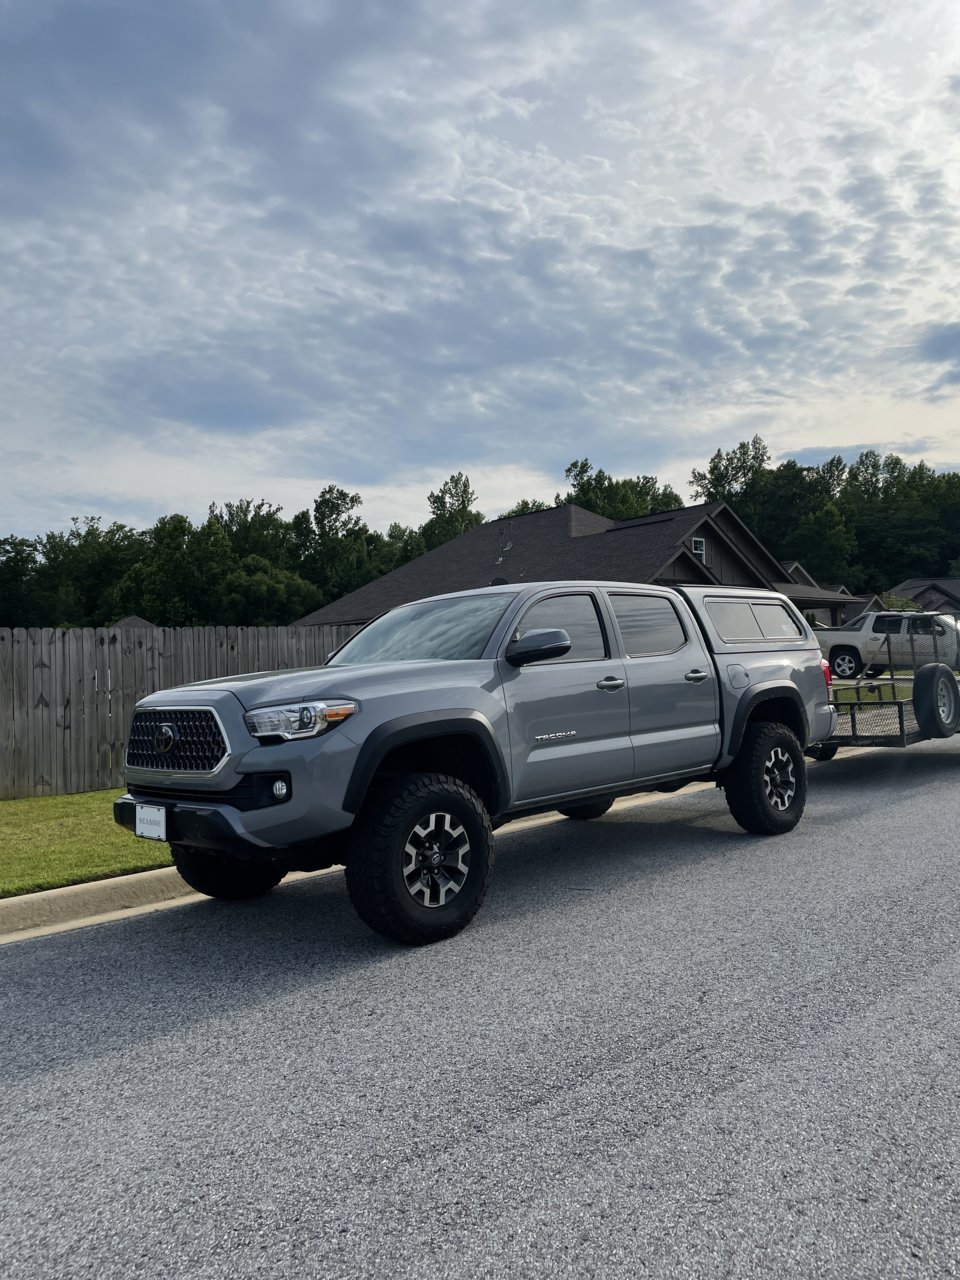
{"left": 817, "top": 611, "right": 960, "bottom": 679}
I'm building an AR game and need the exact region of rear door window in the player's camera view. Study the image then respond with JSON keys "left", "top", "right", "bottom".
{"left": 872, "top": 616, "right": 903, "bottom": 634}
{"left": 610, "top": 594, "right": 687, "bottom": 656}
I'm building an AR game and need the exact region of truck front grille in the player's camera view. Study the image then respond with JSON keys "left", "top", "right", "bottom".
{"left": 126, "top": 708, "right": 228, "bottom": 774}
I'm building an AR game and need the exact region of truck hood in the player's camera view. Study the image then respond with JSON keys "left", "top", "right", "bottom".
{"left": 184, "top": 660, "right": 497, "bottom": 711}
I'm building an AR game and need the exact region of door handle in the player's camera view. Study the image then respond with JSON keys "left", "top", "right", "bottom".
{"left": 684, "top": 669, "right": 709, "bottom": 683}
{"left": 596, "top": 675, "right": 625, "bottom": 691}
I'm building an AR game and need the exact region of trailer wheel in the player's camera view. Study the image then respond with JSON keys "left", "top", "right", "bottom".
{"left": 724, "top": 722, "right": 806, "bottom": 835}
{"left": 913, "top": 664, "right": 960, "bottom": 739}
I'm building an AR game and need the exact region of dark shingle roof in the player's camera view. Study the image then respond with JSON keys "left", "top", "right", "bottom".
{"left": 892, "top": 578, "right": 960, "bottom": 604}
{"left": 298, "top": 501, "right": 727, "bottom": 625}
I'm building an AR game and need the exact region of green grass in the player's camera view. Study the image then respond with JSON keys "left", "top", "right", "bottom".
{"left": 0, "top": 790, "right": 172, "bottom": 898}
{"left": 832, "top": 679, "right": 914, "bottom": 705}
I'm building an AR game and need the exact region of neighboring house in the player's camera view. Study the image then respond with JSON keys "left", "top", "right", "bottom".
{"left": 298, "top": 501, "right": 855, "bottom": 628}
{"left": 111, "top": 614, "right": 157, "bottom": 629}
{"left": 889, "top": 578, "right": 960, "bottom": 616}
{"left": 839, "top": 591, "right": 884, "bottom": 621}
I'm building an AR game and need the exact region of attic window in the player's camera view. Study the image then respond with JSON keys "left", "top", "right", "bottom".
{"left": 691, "top": 537, "right": 706, "bottom": 563}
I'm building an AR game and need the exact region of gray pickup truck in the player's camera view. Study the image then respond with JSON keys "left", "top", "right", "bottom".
{"left": 115, "top": 581, "right": 836, "bottom": 944}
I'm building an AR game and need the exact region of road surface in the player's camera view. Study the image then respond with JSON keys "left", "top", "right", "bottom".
{"left": 3, "top": 741, "right": 960, "bottom": 1278}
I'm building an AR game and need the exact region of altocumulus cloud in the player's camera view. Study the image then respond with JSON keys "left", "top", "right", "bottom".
{"left": 1, "top": 0, "right": 960, "bottom": 536}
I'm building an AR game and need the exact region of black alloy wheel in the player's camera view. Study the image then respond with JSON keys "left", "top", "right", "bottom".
{"left": 344, "top": 773, "right": 493, "bottom": 945}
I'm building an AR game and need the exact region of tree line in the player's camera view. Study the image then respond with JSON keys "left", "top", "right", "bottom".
{"left": 689, "top": 437, "right": 960, "bottom": 593}
{"left": 1, "top": 442, "right": 957, "bottom": 628}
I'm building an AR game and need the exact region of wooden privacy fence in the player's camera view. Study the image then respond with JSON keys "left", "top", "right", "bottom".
{"left": 0, "top": 624, "right": 361, "bottom": 801}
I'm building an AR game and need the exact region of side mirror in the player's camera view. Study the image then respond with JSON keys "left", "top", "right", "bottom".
{"left": 505, "top": 628, "right": 572, "bottom": 667}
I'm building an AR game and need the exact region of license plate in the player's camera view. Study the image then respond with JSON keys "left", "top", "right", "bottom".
{"left": 135, "top": 804, "right": 167, "bottom": 841}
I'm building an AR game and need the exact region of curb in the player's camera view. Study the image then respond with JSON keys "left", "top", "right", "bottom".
{"left": 0, "top": 866, "right": 197, "bottom": 939}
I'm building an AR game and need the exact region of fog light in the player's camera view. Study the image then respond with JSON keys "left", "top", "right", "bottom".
{"left": 272, "top": 780, "right": 289, "bottom": 800}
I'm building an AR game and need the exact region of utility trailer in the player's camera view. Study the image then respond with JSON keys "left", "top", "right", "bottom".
{"left": 808, "top": 662, "right": 960, "bottom": 760}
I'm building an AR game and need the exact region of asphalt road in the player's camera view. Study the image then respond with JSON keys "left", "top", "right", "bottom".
{"left": 3, "top": 741, "right": 960, "bottom": 1279}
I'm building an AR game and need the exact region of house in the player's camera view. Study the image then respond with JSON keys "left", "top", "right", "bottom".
{"left": 111, "top": 614, "right": 157, "bottom": 629}
{"left": 779, "top": 569, "right": 882, "bottom": 625}
{"left": 890, "top": 578, "right": 960, "bottom": 615}
{"left": 298, "top": 501, "right": 856, "bottom": 627}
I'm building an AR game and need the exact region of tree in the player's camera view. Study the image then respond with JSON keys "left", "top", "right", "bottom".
{"left": 111, "top": 514, "right": 237, "bottom": 625}
{"left": 690, "top": 436, "right": 770, "bottom": 506}
{"left": 420, "top": 473, "right": 485, "bottom": 550}
{"left": 783, "top": 501, "right": 856, "bottom": 585}
{"left": 880, "top": 593, "right": 920, "bottom": 611}
{"left": 208, "top": 499, "right": 295, "bottom": 567}
{"left": 499, "top": 499, "right": 550, "bottom": 517}
{"left": 0, "top": 536, "right": 41, "bottom": 626}
{"left": 556, "top": 459, "right": 681, "bottom": 520}
{"left": 219, "top": 555, "right": 320, "bottom": 625}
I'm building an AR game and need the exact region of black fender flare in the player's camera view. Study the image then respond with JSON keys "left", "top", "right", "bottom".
{"left": 728, "top": 684, "right": 811, "bottom": 757}
{"left": 342, "top": 710, "right": 510, "bottom": 814}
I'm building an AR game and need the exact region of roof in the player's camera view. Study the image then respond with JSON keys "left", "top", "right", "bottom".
{"left": 771, "top": 583, "right": 861, "bottom": 606}
{"left": 300, "top": 498, "right": 859, "bottom": 627}
{"left": 298, "top": 502, "right": 726, "bottom": 626}
{"left": 782, "top": 561, "right": 820, "bottom": 588}
{"left": 891, "top": 578, "right": 960, "bottom": 607}
{"left": 111, "top": 614, "right": 156, "bottom": 628}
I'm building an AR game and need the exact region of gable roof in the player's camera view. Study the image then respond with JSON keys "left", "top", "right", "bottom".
{"left": 891, "top": 578, "right": 960, "bottom": 608}
{"left": 111, "top": 614, "right": 156, "bottom": 629}
{"left": 297, "top": 500, "right": 796, "bottom": 626}
{"left": 782, "top": 561, "right": 820, "bottom": 588}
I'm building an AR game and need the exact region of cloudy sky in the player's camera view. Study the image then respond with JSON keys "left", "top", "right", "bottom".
{"left": 2, "top": 0, "right": 960, "bottom": 539}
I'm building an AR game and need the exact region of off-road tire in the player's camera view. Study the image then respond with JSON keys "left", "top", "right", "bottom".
{"left": 805, "top": 742, "right": 839, "bottom": 762}
{"left": 557, "top": 798, "right": 615, "bottom": 820}
{"left": 344, "top": 773, "right": 493, "bottom": 946}
{"left": 830, "top": 647, "right": 862, "bottom": 680}
{"left": 171, "top": 844, "right": 285, "bottom": 900}
{"left": 913, "top": 663, "right": 960, "bottom": 739}
{"left": 724, "top": 722, "right": 806, "bottom": 835}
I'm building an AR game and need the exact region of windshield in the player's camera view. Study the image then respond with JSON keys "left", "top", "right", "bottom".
{"left": 328, "top": 593, "right": 516, "bottom": 665}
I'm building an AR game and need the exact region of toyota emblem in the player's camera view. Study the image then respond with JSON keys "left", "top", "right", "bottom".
{"left": 153, "top": 723, "right": 179, "bottom": 754}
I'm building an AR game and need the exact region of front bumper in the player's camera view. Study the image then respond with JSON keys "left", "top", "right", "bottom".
{"left": 114, "top": 795, "right": 278, "bottom": 859}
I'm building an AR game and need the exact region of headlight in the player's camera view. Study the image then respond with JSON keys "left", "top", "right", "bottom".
{"left": 243, "top": 700, "right": 358, "bottom": 741}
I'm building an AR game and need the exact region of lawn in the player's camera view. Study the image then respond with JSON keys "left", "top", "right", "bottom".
{"left": 832, "top": 678, "right": 914, "bottom": 705}
{"left": 0, "top": 790, "right": 172, "bottom": 898}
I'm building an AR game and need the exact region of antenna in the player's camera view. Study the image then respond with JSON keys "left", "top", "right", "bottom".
{"left": 495, "top": 521, "right": 513, "bottom": 565}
